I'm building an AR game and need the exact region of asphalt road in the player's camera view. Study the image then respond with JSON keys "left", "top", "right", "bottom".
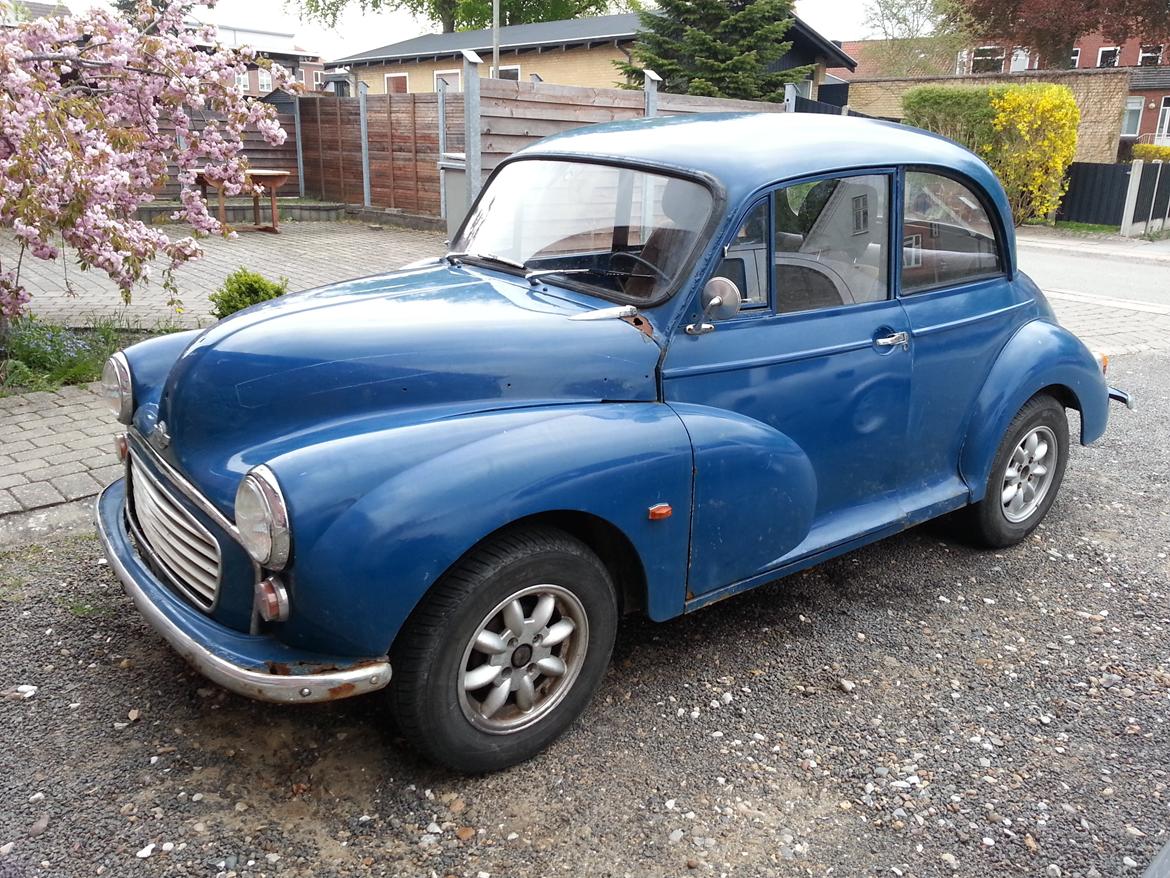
{"left": 1018, "top": 241, "right": 1170, "bottom": 308}
{"left": 1, "top": 354, "right": 1167, "bottom": 878}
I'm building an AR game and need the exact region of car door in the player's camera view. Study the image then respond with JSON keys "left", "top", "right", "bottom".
{"left": 897, "top": 168, "right": 1025, "bottom": 516}
{"left": 662, "top": 171, "right": 913, "bottom": 597}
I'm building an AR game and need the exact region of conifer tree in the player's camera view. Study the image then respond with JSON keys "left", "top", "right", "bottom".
{"left": 617, "top": 0, "right": 812, "bottom": 102}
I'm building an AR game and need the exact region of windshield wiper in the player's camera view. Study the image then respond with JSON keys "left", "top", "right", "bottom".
{"left": 463, "top": 252, "right": 528, "bottom": 271}
{"left": 525, "top": 266, "right": 628, "bottom": 286}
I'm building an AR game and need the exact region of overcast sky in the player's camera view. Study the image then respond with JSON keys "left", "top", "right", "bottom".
{"left": 83, "top": 0, "right": 873, "bottom": 62}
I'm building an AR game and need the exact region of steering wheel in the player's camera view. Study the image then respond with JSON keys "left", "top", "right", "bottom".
{"left": 610, "top": 250, "right": 670, "bottom": 282}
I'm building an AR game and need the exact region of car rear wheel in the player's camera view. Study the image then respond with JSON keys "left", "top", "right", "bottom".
{"left": 389, "top": 527, "right": 617, "bottom": 773}
{"left": 964, "top": 394, "right": 1069, "bottom": 548}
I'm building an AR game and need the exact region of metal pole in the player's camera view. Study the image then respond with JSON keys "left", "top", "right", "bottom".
{"left": 437, "top": 79, "right": 447, "bottom": 221}
{"left": 292, "top": 95, "right": 305, "bottom": 198}
{"left": 462, "top": 49, "right": 483, "bottom": 203}
{"left": 643, "top": 68, "right": 661, "bottom": 117}
{"left": 492, "top": 0, "right": 500, "bottom": 78}
{"left": 358, "top": 81, "right": 372, "bottom": 208}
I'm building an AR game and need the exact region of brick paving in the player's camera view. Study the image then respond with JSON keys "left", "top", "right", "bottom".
{"left": 4, "top": 221, "right": 444, "bottom": 328}
{"left": 0, "top": 219, "right": 1165, "bottom": 521}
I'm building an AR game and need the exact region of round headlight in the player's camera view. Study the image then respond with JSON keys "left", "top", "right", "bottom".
{"left": 101, "top": 353, "right": 133, "bottom": 424}
{"left": 234, "top": 466, "right": 290, "bottom": 570}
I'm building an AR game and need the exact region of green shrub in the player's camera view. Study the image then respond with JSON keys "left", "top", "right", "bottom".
{"left": 209, "top": 268, "right": 288, "bottom": 320}
{"left": 1133, "top": 143, "right": 1170, "bottom": 162}
{"left": 902, "top": 83, "right": 1079, "bottom": 226}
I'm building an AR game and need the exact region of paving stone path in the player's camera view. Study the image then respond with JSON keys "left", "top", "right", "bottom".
{"left": 1, "top": 222, "right": 1166, "bottom": 521}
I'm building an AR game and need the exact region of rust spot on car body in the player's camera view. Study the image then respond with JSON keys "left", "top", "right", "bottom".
{"left": 622, "top": 314, "right": 653, "bottom": 337}
{"left": 328, "top": 683, "right": 357, "bottom": 699}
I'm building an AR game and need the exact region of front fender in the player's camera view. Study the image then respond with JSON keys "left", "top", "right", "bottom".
{"left": 961, "top": 318, "right": 1108, "bottom": 502}
{"left": 122, "top": 330, "right": 201, "bottom": 407}
{"left": 269, "top": 404, "right": 694, "bottom": 656}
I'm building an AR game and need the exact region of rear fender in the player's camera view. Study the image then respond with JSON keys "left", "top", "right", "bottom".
{"left": 271, "top": 403, "right": 694, "bottom": 656}
{"left": 960, "top": 319, "right": 1108, "bottom": 502}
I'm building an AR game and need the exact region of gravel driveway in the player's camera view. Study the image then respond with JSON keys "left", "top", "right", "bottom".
{"left": 1, "top": 354, "right": 1167, "bottom": 878}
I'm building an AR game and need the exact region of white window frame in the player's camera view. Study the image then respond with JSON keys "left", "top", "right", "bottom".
{"left": 313, "top": 69, "right": 324, "bottom": 86}
{"left": 1157, "top": 96, "right": 1170, "bottom": 146}
{"left": 384, "top": 72, "right": 409, "bottom": 94}
{"left": 1097, "top": 46, "right": 1120, "bottom": 68}
{"left": 491, "top": 64, "right": 521, "bottom": 80}
{"left": 235, "top": 70, "right": 250, "bottom": 92}
{"left": 434, "top": 69, "right": 461, "bottom": 92}
{"left": 257, "top": 68, "right": 273, "bottom": 92}
{"left": 1069, "top": 47, "right": 1081, "bottom": 67}
{"left": 1122, "top": 96, "right": 1144, "bottom": 138}
{"left": 971, "top": 45, "right": 1006, "bottom": 74}
{"left": 1139, "top": 44, "right": 1163, "bottom": 66}
{"left": 296, "top": 68, "right": 306, "bottom": 84}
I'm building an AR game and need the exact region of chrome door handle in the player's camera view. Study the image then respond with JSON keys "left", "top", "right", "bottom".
{"left": 875, "top": 331, "right": 909, "bottom": 350}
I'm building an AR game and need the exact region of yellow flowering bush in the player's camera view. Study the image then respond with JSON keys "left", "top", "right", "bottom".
{"left": 989, "top": 84, "right": 1079, "bottom": 226}
{"left": 1133, "top": 144, "right": 1170, "bottom": 162}
{"left": 903, "top": 83, "right": 1079, "bottom": 226}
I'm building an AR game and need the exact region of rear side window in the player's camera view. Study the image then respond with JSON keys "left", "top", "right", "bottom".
{"left": 902, "top": 171, "right": 1003, "bottom": 294}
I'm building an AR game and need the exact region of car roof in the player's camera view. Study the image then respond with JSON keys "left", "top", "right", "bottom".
{"left": 517, "top": 113, "right": 1013, "bottom": 241}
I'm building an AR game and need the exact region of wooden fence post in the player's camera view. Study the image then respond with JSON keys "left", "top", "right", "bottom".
{"left": 643, "top": 69, "right": 661, "bottom": 118}
{"left": 358, "top": 81, "right": 372, "bottom": 208}
{"left": 462, "top": 49, "right": 483, "bottom": 204}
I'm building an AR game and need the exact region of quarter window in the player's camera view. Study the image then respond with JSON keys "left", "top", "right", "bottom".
{"left": 714, "top": 201, "right": 770, "bottom": 307}
{"left": 902, "top": 171, "right": 1002, "bottom": 294}
{"left": 772, "top": 174, "right": 889, "bottom": 314}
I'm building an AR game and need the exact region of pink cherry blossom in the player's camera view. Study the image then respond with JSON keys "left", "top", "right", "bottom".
{"left": 0, "top": 0, "right": 296, "bottom": 317}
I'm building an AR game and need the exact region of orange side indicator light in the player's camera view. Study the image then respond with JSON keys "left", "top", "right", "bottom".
{"left": 648, "top": 503, "right": 673, "bottom": 521}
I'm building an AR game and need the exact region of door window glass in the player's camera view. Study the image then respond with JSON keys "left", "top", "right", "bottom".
{"left": 713, "top": 201, "right": 769, "bottom": 307}
{"left": 772, "top": 174, "right": 889, "bottom": 314}
{"left": 902, "top": 171, "right": 1002, "bottom": 294}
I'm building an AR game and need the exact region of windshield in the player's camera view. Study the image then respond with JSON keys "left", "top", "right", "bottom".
{"left": 452, "top": 159, "right": 714, "bottom": 302}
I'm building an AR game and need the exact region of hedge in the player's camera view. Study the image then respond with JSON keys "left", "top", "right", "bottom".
{"left": 902, "top": 83, "right": 1079, "bottom": 226}
{"left": 1133, "top": 143, "right": 1170, "bottom": 162}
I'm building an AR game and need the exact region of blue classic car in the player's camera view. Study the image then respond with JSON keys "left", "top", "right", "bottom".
{"left": 96, "top": 113, "right": 1132, "bottom": 771}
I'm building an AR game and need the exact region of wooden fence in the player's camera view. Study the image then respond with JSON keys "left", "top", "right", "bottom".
{"left": 476, "top": 78, "right": 786, "bottom": 179}
{"left": 155, "top": 109, "right": 300, "bottom": 199}
{"left": 298, "top": 93, "right": 463, "bottom": 217}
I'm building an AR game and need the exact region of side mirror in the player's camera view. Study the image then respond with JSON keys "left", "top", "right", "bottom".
{"left": 687, "top": 277, "right": 743, "bottom": 335}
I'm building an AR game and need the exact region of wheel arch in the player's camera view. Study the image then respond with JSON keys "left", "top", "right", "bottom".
{"left": 959, "top": 319, "right": 1107, "bottom": 503}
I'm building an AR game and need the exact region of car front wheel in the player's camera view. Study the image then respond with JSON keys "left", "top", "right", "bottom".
{"left": 389, "top": 527, "right": 617, "bottom": 772}
{"left": 964, "top": 393, "right": 1070, "bottom": 548}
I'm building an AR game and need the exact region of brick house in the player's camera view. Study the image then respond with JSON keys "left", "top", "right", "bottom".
{"left": 328, "top": 12, "right": 855, "bottom": 98}
{"left": 837, "top": 33, "right": 1170, "bottom": 148}
{"left": 210, "top": 24, "right": 327, "bottom": 96}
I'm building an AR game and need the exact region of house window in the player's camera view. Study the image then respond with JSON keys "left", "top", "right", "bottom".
{"left": 235, "top": 70, "right": 250, "bottom": 92}
{"left": 1139, "top": 45, "right": 1163, "bottom": 66}
{"left": 1009, "top": 48, "right": 1030, "bottom": 72}
{"left": 492, "top": 65, "right": 520, "bottom": 80}
{"left": 257, "top": 68, "right": 272, "bottom": 92}
{"left": 1157, "top": 96, "right": 1170, "bottom": 146}
{"left": 1122, "top": 96, "right": 1144, "bottom": 137}
{"left": 385, "top": 72, "right": 409, "bottom": 94}
{"left": 435, "top": 69, "right": 461, "bottom": 92}
{"left": 971, "top": 46, "right": 1006, "bottom": 74}
{"left": 1097, "top": 47, "right": 1120, "bottom": 67}
{"left": 1069, "top": 47, "right": 1081, "bottom": 67}
{"left": 296, "top": 68, "right": 306, "bottom": 84}
{"left": 314, "top": 70, "right": 324, "bottom": 86}
{"left": 851, "top": 194, "right": 870, "bottom": 235}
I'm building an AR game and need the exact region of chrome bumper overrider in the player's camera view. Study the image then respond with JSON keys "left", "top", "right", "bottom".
{"left": 1108, "top": 386, "right": 1135, "bottom": 411}
{"left": 96, "top": 480, "right": 391, "bottom": 704}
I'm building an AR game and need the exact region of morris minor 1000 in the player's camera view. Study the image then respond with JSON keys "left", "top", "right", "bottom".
{"left": 96, "top": 113, "right": 1132, "bottom": 771}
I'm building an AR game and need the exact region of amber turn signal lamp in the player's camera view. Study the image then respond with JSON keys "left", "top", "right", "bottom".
{"left": 255, "top": 576, "right": 290, "bottom": 622}
{"left": 114, "top": 433, "right": 129, "bottom": 463}
{"left": 648, "top": 503, "right": 673, "bottom": 521}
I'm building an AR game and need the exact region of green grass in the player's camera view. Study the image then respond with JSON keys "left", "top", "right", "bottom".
{"left": 1025, "top": 219, "right": 1120, "bottom": 234}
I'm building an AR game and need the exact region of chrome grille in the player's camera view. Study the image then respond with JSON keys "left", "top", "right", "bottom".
{"left": 129, "top": 456, "right": 221, "bottom": 610}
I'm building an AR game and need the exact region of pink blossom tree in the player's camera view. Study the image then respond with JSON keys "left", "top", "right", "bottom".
{"left": 0, "top": 0, "right": 296, "bottom": 319}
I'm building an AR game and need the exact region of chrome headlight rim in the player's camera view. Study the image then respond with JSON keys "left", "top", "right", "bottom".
{"left": 235, "top": 465, "right": 291, "bottom": 570}
{"left": 101, "top": 352, "right": 133, "bottom": 424}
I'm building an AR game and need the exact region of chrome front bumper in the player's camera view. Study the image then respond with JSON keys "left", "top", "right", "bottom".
{"left": 96, "top": 479, "right": 391, "bottom": 704}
